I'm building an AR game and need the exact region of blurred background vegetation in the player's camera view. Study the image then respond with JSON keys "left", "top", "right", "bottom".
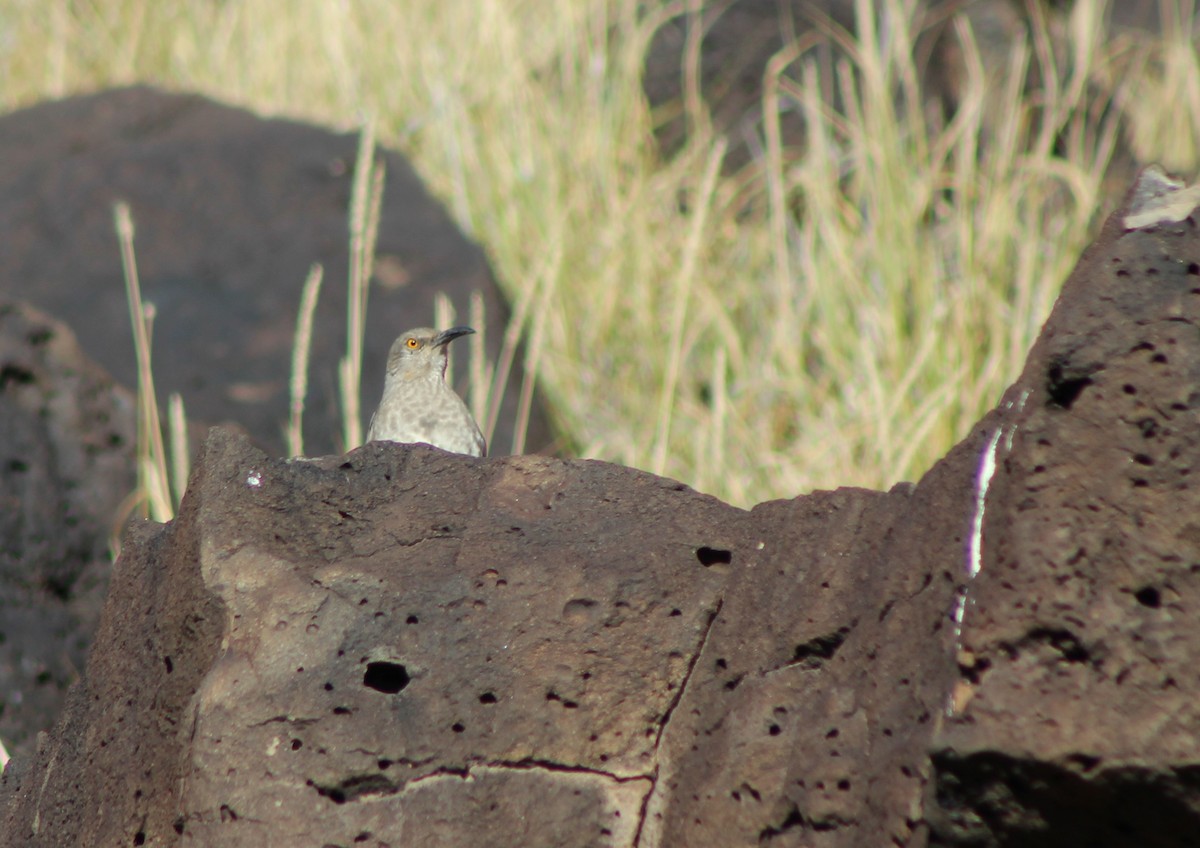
{"left": 1, "top": 0, "right": 1197, "bottom": 507}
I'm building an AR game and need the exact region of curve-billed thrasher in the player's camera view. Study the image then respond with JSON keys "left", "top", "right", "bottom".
{"left": 366, "top": 326, "right": 486, "bottom": 457}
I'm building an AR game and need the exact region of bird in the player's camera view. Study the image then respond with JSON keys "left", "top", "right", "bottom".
{"left": 366, "top": 326, "right": 486, "bottom": 457}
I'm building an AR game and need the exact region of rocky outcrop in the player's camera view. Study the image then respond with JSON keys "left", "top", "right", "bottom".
{"left": 931, "top": 167, "right": 1200, "bottom": 845}
{"left": 0, "top": 85, "right": 557, "bottom": 758}
{"left": 2, "top": 169, "right": 1199, "bottom": 846}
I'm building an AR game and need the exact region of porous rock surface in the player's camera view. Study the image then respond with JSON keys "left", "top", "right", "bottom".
{"left": 1, "top": 169, "right": 1199, "bottom": 846}
{"left": 930, "top": 167, "right": 1200, "bottom": 845}
{"left": 0, "top": 84, "right": 556, "bottom": 757}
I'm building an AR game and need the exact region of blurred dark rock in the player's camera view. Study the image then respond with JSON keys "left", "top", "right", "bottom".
{"left": 0, "top": 85, "right": 555, "bottom": 460}
{"left": 0, "top": 301, "right": 134, "bottom": 760}
{"left": 643, "top": 0, "right": 1169, "bottom": 175}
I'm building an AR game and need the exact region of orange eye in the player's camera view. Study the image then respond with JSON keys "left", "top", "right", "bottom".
{"left": 405, "top": 338, "right": 420, "bottom": 349}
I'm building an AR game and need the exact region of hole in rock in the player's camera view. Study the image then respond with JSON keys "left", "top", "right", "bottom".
{"left": 163, "top": 656, "right": 173, "bottom": 674}
{"left": 313, "top": 774, "right": 396, "bottom": 804}
{"left": 1134, "top": 586, "right": 1161, "bottom": 608}
{"left": 562, "top": 598, "right": 598, "bottom": 620}
{"left": 790, "top": 627, "right": 850, "bottom": 668}
{"left": 41, "top": 576, "right": 71, "bottom": 602}
{"left": 1031, "top": 628, "right": 1090, "bottom": 663}
{"left": 406, "top": 615, "right": 419, "bottom": 625}
{"left": 363, "top": 662, "right": 410, "bottom": 694}
{"left": 292, "top": 739, "right": 302, "bottom": 751}
{"left": 759, "top": 806, "right": 804, "bottom": 841}
{"left": 1188, "top": 262, "right": 1200, "bottom": 275}
{"left": 1046, "top": 361, "right": 1093, "bottom": 409}
{"left": 133, "top": 833, "right": 145, "bottom": 846}
{"left": 452, "top": 722, "right": 465, "bottom": 733}
{"left": 479, "top": 692, "right": 498, "bottom": 704}
{"left": 696, "top": 547, "right": 732, "bottom": 567}
{"left": 0, "top": 365, "right": 34, "bottom": 388}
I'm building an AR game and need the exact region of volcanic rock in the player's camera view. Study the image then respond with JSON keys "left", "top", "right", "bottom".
{"left": 2, "top": 170, "right": 1199, "bottom": 846}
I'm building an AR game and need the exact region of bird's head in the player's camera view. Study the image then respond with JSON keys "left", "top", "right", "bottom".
{"left": 384, "top": 325, "right": 475, "bottom": 379}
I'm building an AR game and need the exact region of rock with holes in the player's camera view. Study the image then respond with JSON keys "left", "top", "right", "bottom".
{"left": 0, "top": 300, "right": 135, "bottom": 761}
{"left": 3, "top": 167, "right": 1200, "bottom": 847}
{"left": 931, "top": 166, "right": 1200, "bottom": 844}
{"left": 0, "top": 422, "right": 972, "bottom": 846}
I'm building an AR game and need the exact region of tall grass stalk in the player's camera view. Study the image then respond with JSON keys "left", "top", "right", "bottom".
{"left": 288, "top": 263, "right": 324, "bottom": 457}
{"left": 167, "top": 392, "right": 189, "bottom": 506}
{"left": 467, "top": 290, "right": 491, "bottom": 447}
{"left": 113, "top": 202, "right": 174, "bottom": 523}
{"left": 650, "top": 136, "right": 726, "bottom": 477}
{"left": 340, "top": 118, "right": 385, "bottom": 451}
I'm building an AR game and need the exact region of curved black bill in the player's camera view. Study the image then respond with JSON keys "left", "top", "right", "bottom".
{"left": 434, "top": 326, "right": 476, "bottom": 346}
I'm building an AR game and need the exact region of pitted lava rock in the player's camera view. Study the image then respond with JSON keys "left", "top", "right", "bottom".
{"left": 1, "top": 173, "right": 1199, "bottom": 845}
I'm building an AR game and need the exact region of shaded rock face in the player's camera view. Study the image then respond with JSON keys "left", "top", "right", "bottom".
{"left": 2, "top": 168, "right": 1200, "bottom": 846}
{"left": 0, "top": 85, "right": 554, "bottom": 459}
{"left": 0, "top": 428, "right": 971, "bottom": 847}
{"left": 0, "top": 301, "right": 134, "bottom": 759}
{"left": 930, "top": 168, "right": 1200, "bottom": 845}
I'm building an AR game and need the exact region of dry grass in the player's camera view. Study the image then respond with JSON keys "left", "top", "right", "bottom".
{"left": 2, "top": 0, "right": 1197, "bottom": 507}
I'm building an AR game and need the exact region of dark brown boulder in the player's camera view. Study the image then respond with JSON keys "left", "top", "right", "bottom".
{"left": 930, "top": 167, "right": 1200, "bottom": 846}
{"left": 0, "top": 85, "right": 554, "bottom": 460}
{"left": 0, "top": 301, "right": 134, "bottom": 760}
{"left": 2, "top": 168, "right": 1198, "bottom": 846}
